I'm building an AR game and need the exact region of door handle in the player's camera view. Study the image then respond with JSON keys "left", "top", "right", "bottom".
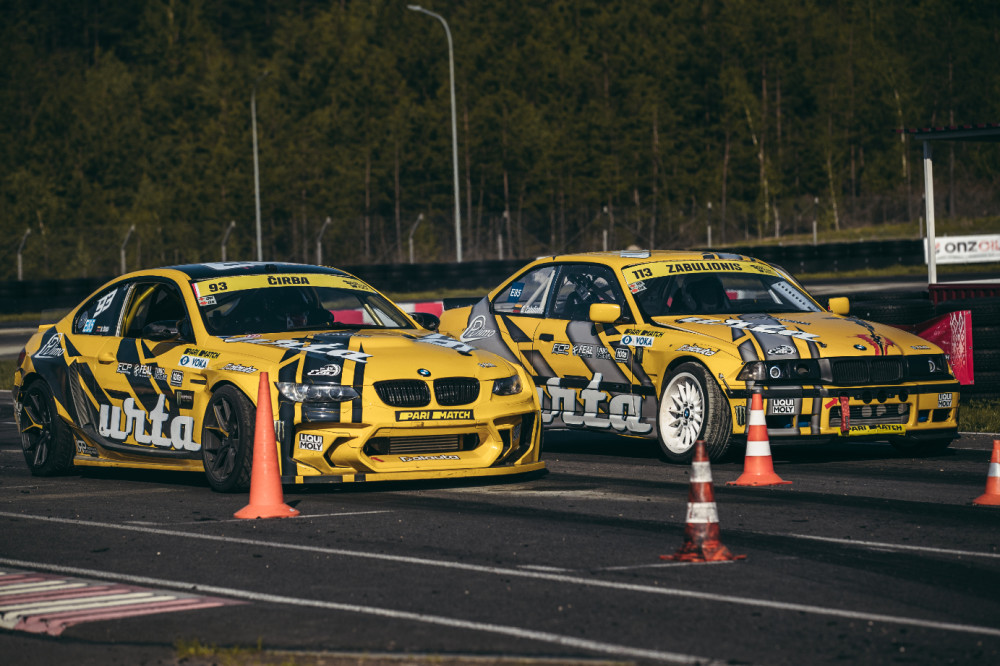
{"left": 539, "top": 333, "right": 554, "bottom": 342}
{"left": 98, "top": 352, "right": 115, "bottom": 364}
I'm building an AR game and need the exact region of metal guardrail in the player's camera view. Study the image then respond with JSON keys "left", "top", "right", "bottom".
{"left": 0, "top": 240, "right": 926, "bottom": 315}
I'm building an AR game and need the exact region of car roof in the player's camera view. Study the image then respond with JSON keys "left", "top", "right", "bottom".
{"left": 153, "top": 262, "right": 351, "bottom": 281}
{"left": 529, "top": 250, "right": 758, "bottom": 269}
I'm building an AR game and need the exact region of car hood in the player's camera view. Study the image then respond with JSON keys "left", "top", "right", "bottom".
{"left": 650, "top": 311, "right": 941, "bottom": 359}
{"left": 216, "top": 329, "right": 516, "bottom": 381}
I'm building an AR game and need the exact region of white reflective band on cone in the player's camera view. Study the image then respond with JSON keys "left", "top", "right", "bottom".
{"left": 686, "top": 502, "right": 719, "bottom": 523}
{"left": 748, "top": 410, "right": 767, "bottom": 426}
{"left": 746, "top": 440, "right": 772, "bottom": 457}
{"left": 690, "top": 461, "right": 713, "bottom": 483}
{"left": 988, "top": 462, "right": 1000, "bottom": 477}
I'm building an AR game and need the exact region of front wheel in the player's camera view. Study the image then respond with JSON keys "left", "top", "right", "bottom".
{"left": 656, "top": 362, "right": 732, "bottom": 463}
{"left": 18, "top": 381, "right": 75, "bottom": 476}
{"left": 201, "top": 385, "right": 256, "bottom": 492}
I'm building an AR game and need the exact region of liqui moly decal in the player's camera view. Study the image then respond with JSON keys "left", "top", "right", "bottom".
{"left": 98, "top": 395, "right": 198, "bottom": 451}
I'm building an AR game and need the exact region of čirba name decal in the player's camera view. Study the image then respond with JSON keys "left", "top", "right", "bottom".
{"left": 98, "top": 394, "right": 198, "bottom": 451}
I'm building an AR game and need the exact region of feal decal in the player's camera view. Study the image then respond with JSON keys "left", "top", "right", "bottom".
{"left": 537, "top": 372, "right": 651, "bottom": 435}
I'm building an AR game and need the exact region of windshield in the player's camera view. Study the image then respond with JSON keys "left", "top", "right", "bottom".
{"left": 191, "top": 273, "right": 413, "bottom": 337}
{"left": 623, "top": 261, "right": 822, "bottom": 317}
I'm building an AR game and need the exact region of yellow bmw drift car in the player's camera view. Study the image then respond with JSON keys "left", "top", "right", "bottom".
{"left": 13, "top": 262, "right": 543, "bottom": 491}
{"left": 439, "top": 250, "right": 960, "bottom": 463}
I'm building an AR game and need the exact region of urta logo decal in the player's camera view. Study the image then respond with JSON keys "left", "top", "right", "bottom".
{"left": 98, "top": 395, "right": 197, "bottom": 451}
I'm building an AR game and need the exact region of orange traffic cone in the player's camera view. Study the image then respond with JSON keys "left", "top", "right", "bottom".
{"left": 661, "top": 440, "right": 745, "bottom": 562}
{"left": 973, "top": 440, "right": 1000, "bottom": 507}
{"left": 728, "top": 390, "right": 791, "bottom": 487}
{"left": 235, "top": 372, "right": 300, "bottom": 519}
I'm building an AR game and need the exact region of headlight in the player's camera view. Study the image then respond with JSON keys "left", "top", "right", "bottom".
{"left": 276, "top": 382, "right": 359, "bottom": 402}
{"left": 738, "top": 360, "right": 821, "bottom": 382}
{"left": 492, "top": 374, "right": 522, "bottom": 396}
{"left": 906, "top": 354, "right": 952, "bottom": 379}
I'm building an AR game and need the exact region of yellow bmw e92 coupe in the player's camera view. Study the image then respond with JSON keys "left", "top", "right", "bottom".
{"left": 13, "top": 262, "right": 543, "bottom": 491}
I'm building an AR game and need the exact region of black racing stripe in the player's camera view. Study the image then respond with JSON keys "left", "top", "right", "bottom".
{"left": 63, "top": 333, "right": 82, "bottom": 358}
{"left": 351, "top": 345, "right": 367, "bottom": 423}
{"left": 500, "top": 314, "right": 533, "bottom": 343}
{"left": 737, "top": 337, "right": 759, "bottom": 362}
{"left": 523, "top": 349, "right": 554, "bottom": 378}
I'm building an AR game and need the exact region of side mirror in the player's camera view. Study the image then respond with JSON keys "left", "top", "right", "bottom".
{"left": 828, "top": 297, "right": 850, "bottom": 316}
{"left": 589, "top": 303, "right": 621, "bottom": 324}
{"left": 143, "top": 320, "right": 180, "bottom": 341}
{"left": 410, "top": 312, "right": 440, "bottom": 331}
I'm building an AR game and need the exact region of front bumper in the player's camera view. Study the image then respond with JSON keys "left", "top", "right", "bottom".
{"left": 726, "top": 381, "right": 960, "bottom": 443}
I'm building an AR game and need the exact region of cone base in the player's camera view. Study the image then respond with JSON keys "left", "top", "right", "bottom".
{"left": 234, "top": 503, "right": 300, "bottom": 519}
{"left": 972, "top": 493, "right": 1000, "bottom": 506}
{"left": 727, "top": 472, "right": 792, "bottom": 486}
{"left": 660, "top": 540, "right": 746, "bottom": 562}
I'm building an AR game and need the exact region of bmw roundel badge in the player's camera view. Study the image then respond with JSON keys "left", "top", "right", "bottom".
{"left": 417, "top": 368, "right": 431, "bottom": 377}
{"left": 854, "top": 344, "right": 867, "bottom": 351}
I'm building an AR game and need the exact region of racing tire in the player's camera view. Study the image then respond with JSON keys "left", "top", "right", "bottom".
{"left": 18, "top": 381, "right": 75, "bottom": 476}
{"left": 656, "top": 362, "right": 732, "bottom": 464}
{"left": 201, "top": 385, "right": 255, "bottom": 492}
{"left": 889, "top": 437, "right": 953, "bottom": 457}
{"left": 850, "top": 299, "right": 934, "bottom": 325}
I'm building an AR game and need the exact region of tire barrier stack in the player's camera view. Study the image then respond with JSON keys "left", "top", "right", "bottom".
{"left": 843, "top": 292, "right": 1000, "bottom": 398}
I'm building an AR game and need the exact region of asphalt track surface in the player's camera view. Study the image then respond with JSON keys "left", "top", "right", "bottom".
{"left": 0, "top": 390, "right": 998, "bottom": 666}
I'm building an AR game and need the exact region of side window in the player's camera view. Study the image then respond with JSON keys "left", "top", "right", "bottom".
{"left": 491, "top": 266, "right": 556, "bottom": 315}
{"left": 73, "top": 284, "right": 129, "bottom": 336}
{"left": 123, "top": 282, "right": 188, "bottom": 339}
{"left": 551, "top": 264, "right": 627, "bottom": 321}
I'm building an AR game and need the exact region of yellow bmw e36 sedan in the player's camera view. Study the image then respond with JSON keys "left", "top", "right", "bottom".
{"left": 438, "top": 250, "right": 960, "bottom": 463}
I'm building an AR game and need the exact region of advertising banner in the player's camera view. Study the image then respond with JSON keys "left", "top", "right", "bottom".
{"left": 924, "top": 234, "right": 1000, "bottom": 264}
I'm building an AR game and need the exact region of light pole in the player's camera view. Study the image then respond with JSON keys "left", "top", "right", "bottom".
{"left": 251, "top": 70, "right": 270, "bottom": 262}
{"left": 316, "top": 217, "right": 332, "bottom": 265}
{"left": 221, "top": 220, "right": 236, "bottom": 261}
{"left": 407, "top": 5, "right": 462, "bottom": 262}
{"left": 121, "top": 224, "right": 135, "bottom": 274}
{"left": 16, "top": 228, "right": 31, "bottom": 281}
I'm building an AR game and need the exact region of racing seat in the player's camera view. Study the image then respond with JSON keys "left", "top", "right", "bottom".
{"left": 679, "top": 274, "right": 729, "bottom": 313}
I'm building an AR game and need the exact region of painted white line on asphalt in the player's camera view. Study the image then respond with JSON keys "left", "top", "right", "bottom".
{"left": 0, "top": 557, "right": 718, "bottom": 665}
{"left": 596, "top": 561, "right": 735, "bottom": 572}
{"left": 788, "top": 534, "right": 1000, "bottom": 559}
{"left": 142, "top": 510, "right": 393, "bottom": 526}
{"left": 1, "top": 511, "right": 998, "bottom": 639}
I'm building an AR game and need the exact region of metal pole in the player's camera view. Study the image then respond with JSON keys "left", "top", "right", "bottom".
{"left": 497, "top": 233, "right": 504, "bottom": 260}
{"left": 316, "top": 217, "right": 332, "bottom": 265}
{"left": 706, "top": 201, "right": 712, "bottom": 247}
{"left": 16, "top": 228, "right": 31, "bottom": 281}
{"left": 409, "top": 213, "right": 424, "bottom": 264}
{"left": 252, "top": 71, "right": 270, "bottom": 263}
{"left": 923, "top": 141, "right": 937, "bottom": 285}
{"left": 221, "top": 220, "right": 236, "bottom": 261}
{"left": 121, "top": 224, "right": 135, "bottom": 274}
{"left": 407, "top": 5, "right": 462, "bottom": 262}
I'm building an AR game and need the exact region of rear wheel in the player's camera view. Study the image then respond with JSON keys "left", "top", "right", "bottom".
{"left": 656, "top": 362, "right": 732, "bottom": 463}
{"left": 201, "top": 385, "right": 255, "bottom": 492}
{"left": 18, "top": 381, "right": 75, "bottom": 476}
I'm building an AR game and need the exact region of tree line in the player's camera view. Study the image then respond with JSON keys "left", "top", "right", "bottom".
{"left": 2, "top": 0, "right": 999, "bottom": 280}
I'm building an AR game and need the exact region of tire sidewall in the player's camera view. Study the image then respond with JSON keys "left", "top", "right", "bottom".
{"left": 656, "top": 362, "right": 732, "bottom": 463}
{"left": 201, "top": 385, "right": 256, "bottom": 492}
{"left": 20, "top": 380, "right": 74, "bottom": 476}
